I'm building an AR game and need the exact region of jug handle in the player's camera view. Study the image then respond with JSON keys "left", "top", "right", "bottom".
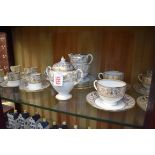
{"left": 74, "top": 69, "right": 83, "bottom": 85}
{"left": 93, "top": 80, "right": 98, "bottom": 90}
{"left": 138, "top": 74, "right": 143, "bottom": 83}
{"left": 45, "top": 66, "right": 52, "bottom": 75}
{"left": 98, "top": 73, "right": 104, "bottom": 80}
{"left": 87, "top": 54, "right": 94, "bottom": 64}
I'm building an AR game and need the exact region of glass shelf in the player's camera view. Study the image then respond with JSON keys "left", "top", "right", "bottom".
{"left": 0, "top": 86, "right": 146, "bottom": 128}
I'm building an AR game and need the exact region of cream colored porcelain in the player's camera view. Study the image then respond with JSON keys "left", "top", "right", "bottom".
{"left": 94, "top": 79, "right": 126, "bottom": 105}
{"left": 46, "top": 57, "right": 83, "bottom": 100}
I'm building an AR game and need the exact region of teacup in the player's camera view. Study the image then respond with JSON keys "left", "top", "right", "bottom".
{"left": 98, "top": 71, "right": 124, "bottom": 80}
{"left": 24, "top": 67, "right": 38, "bottom": 74}
{"left": 7, "top": 72, "right": 20, "bottom": 86}
{"left": 27, "top": 73, "right": 42, "bottom": 90}
{"left": 10, "top": 65, "right": 21, "bottom": 73}
{"left": 0, "top": 69, "right": 4, "bottom": 83}
{"left": 7, "top": 72, "right": 20, "bottom": 81}
{"left": 68, "top": 53, "right": 93, "bottom": 64}
{"left": 94, "top": 79, "right": 126, "bottom": 105}
{"left": 138, "top": 72, "right": 152, "bottom": 89}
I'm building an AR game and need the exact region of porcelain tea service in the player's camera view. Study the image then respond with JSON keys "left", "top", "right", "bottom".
{"left": 46, "top": 57, "right": 83, "bottom": 100}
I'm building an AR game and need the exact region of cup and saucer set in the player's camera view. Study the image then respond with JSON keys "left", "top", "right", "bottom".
{"left": 133, "top": 70, "right": 152, "bottom": 95}
{"left": 86, "top": 70, "right": 135, "bottom": 112}
{"left": 0, "top": 65, "right": 21, "bottom": 87}
{"left": 68, "top": 53, "right": 96, "bottom": 89}
{"left": 19, "top": 67, "right": 50, "bottom": 92}
{"left": 0, "top": 65, "right": 50, "bottom": 92}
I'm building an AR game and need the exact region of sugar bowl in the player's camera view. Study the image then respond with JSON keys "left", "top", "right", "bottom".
{"left": 46, "top": 57, "right": 83, "bottom": 100}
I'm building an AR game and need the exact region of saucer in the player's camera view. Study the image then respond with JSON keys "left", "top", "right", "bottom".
{"left": 95, "top": 98, "right": 125, "bottom": 110}
{"left": 0, "top": 80, "right": 20, "bottom": 87}
{"left": 74, "top": 74, "right": 96, "bottom": 89}
{"left": 86, "top": 91, "right": 135, "bottom": 112}
{"left": 133, "top": 83, "right": 150, "bottom": 95}
{"left": 19, "top": 81, "right": 50, "bottom": 92}
{"left": 137, "top": 95, "right": 148, "bottom": 111}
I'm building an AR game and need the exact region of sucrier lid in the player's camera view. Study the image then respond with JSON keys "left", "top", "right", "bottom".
{"left": 52, "top": 57, "right": 74, "bottom": 72}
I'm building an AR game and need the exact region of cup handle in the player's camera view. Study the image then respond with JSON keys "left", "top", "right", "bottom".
{"left": 87, "top": 54, "right": 93, "bottom": 64}
{"left": 74, "top": 69, "right": 83, "bottom": 85}
{"left": 93, "top": 80, "right": 98, "bottom": 90}
{"left": 98, "top": 73, "right": 104, "bottom": 80}
{"left": 45, "top": 66, "right": 52, "bottom": 80}
{"left": 138, "top": 74, "right": 143, "bottom": 83}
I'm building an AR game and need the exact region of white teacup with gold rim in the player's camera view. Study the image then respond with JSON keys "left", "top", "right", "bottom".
{"left": 98, "top": 71, "right": 124, "bottom": 80}
{"left": 7, "top": 72, "right": 20, "bottom": 87}
{"left": 94, "top": 79, "right": 126, "bottom": 105}
{"left": 27, "top": 73, "right": 42, "bottom": 90}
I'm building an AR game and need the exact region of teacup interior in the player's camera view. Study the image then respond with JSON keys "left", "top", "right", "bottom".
{"left": 98, "top": 79, "right": 126, "bottom": 87}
